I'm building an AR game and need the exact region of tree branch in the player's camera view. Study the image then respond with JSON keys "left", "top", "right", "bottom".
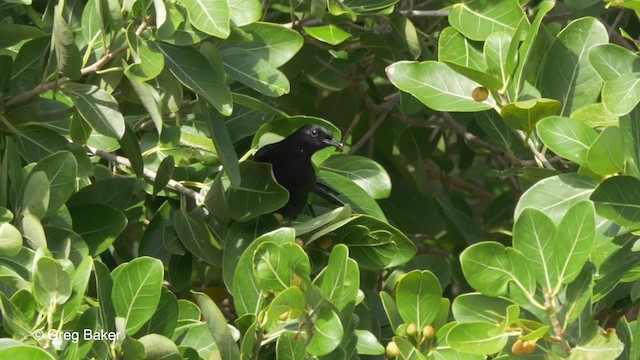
{"left": 85, "top": 145, "right": 205, "bottom": 203}
{"left": 4, "top": 21, "right": 148, "bottom": 107}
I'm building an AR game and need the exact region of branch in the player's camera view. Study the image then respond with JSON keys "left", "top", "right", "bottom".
{"left": 4, "top": 21, "right": 148, "bottom": 107}
{"left": 516, "top": 130, "right": 555, "bottom": 170}
{"left": 85, "top": 145, "right": 205, "bottom": 204}
{"left": 545, "top": 292, "right": 572, "bottom": 356}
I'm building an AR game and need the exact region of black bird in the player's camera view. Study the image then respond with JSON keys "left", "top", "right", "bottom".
{"left": 254, "top": 124, "right": 344, "bottom": 219}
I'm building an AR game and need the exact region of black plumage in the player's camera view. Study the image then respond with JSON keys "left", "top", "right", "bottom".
{"left": 254, "top": 124, "right": 344, "bottom": 219}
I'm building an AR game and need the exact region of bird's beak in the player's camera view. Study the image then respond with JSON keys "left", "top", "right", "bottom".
{"left": 323, "top": 138, "right": 344, "bottom": 152}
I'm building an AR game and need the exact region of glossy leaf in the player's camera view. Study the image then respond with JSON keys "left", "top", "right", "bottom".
{"left": 304, "top": 24, "right": 351, "bottom": 45}
{"left": 276, "top": 331, "right": 305, "bottom": 360}
{"left": 386, "top": 61, "right": 497, "bottom": 112}
{"left": 221, "top": 47, "right": 290, "bottom": 97}
{"left": 52, "top": 4, "right": 81, "bottom": 79}
{"left": 305, "top": 307, "right": 344, "bottom": 356}
{"left": 320, "top": 155, "right": 391, "bottom": 199}
{"left": 253, "top": 241, "right": 309, "bottom": 293}
{"left": 61, "top": 83, "right": 125, "bottom": 139}
{"left": 539, "top": 17, "right": 608, "bottom": 116}
{"left": 447, "top": 322, "right": 509, "bottom": 355}
{"left": 156, "top": 42, "right": 232, "bottom": 115}
{"left": 173, "top": 210, "right": 221, "bottom": 266}
{"left": 501, "top": 98, "right": 561, "bottom": 133}
{"left": 33, "top": 257, "right": 72, "bottom": 307}
{"left": 193, "top": 291, "right": 240, "bottom": 360}
{"left": 112, "top": 257, "right": 164, "bottom": 335}
{"left": 318, "top": 170, "right": 387, "bottom": 219}
{"left": 70, "top": 204, "right": 127, "bottom": 255}
{"left": 588, "top": 43, "right": 640, "bottom": 82}
{"left": 537, "top": 116, "right": 599, "bottom": 166}
{"left": 461, "top": 242, "right": 535, "bottom": 298}
{"left": 515, "top": 173, "right": 598, "bottom": 223}
{"left": 513, "top": 208, "right": 558, "bottom": 291}
{"left": 179, "top": 0, "right": 230, "bottom": 38}
{"left": 484, "top": 32, "right": 512, "bottom": 87}
{"left": 591, "top": 176, "right": 640, "bottom": 229}
{"left": 228, "top": 0, "right": 262, "bottom": 27}
{"left": 396, "top": 270, "right": 441, "bottom": 328}
{"left": 233, "top": 228, "right": 294, "bottom": 317}
{"left": 19, "top": 171, "right": 49, "bottom": 219}
{"left": 0, "top": 222, "right": 21, "bottom": 256}
{"left": 586, "top": 126, "right": 626, "bottom": 175}
{"left": 602, "top": 73, "right": 640, "bottom": 116}
{"left": 448, "top": 0, "right": 527, "bottom": 41}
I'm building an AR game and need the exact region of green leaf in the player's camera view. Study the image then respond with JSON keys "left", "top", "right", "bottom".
{"left": 460, "top": 242, "right": 535, "bottom": 298}
{"left": 203, "top": 103, "right": 240, "bottom": 188}
{"left": 588, "top": 43, "right": 640, "bottom": 82}
{"left": 138, "top": 334, "right": 181, "bottom": 360}
{"left": 178, "top": 0, "right": 230, "bottom": 38}
{"left": 0, "top": 222, "right": 22, "bottom": 256}
{"left": 112, "top": 257, "right": 164, "bottom": 335}
{"left": 515, "top": 173, "right": 598, "bottom": 223}
{"left": 70, "top": 204, "right": 127, "bottom": 255}
{"left": 380, "top": 292, "right": 403, "bottom": 334}
{"left": 602, "top": 73, "right": 640, "bottom": 116}
{"left": 304, "top": 25, "right": 352, "bottom": 45}
{"left": 553, "top": 201, "right": 595, "bottom": 288}
{"left": 228, "top": 0, "right": 262, "bottom": 27}
{"left": 32, "top": 151, "right": 77, "bottom": 215}
{"left": 563, "top": 265, "right": 594, "bottom": 325}
{"left": 539, "top": 17, "right": 608, "bottom": 116}
{"left": 448, "top": 0, "right": 527, "bottom": 41}
{"left": 568, "top": 332, "right": 624, "bottom": 360}
{"left": 253, "top": 241, "right": 310, "bottom": 292}
{"left": 206, "top": 161, "right": 288, "bottom": 223}
{"left": 156, "top": 42, "right": 232, "bottom": 115}
{"left": 317, "top": 171, "right": 386, "bottom": 220}
{"left": 318, "top": 244, "right": 359, "bottom": 320}
{"left": 500, "top": 98, "right": 561, "bottom": 133}
{"left": 354, "top": 329, "right": 385, "bottom": 355}
{"left": 320, "top": 155, "right": 391, "bottom": 199}
{"left": 173, "top": 210, "right": 221, "bottom": 266}
{"left": 61, "top": 83, "right": 126, "bottom": 139}
{"left": 153, "top": 155, "right": 175, "bottom": 197}
{"left": 129, "top": 80, "right": 164, "bottom": 134}
{"left": 537, "top": 116, "right": 599, "bottom": 166}
{"left": 484, "top": 32, "right": 512, "bottom": 88}
{"left": 591, "top": 176, "right": 640, "bottom": 229}
{"left": 0, "top": 23, "right": 45, "bottom": 47}
{"left": 512, "top": 0, "right": 554, "bottom": 99}
{"left": 20, "top": 171, "right": 49, "bottom": 219}
{"left": 265, "top": 287, "right": 305, "bottom": 330}
{"left": 586, "top": 126, "right": 626, "bottom": 175}
{"left": 438, "top": 26, "right": 486, "bottom": 72}
{"left": 53, "top": 4, "right": 82, "bottom": 79}
{"left": 221, "top": 47, "right": 290, "bottom": 97}
{"left": 386, "top": 61, "right": 497, "bottom": 112}
{"left": 233, "top": 228, "right": 294, "bottom": 317}
{"left": 447, "top": 322, "right": 509, "bottom": 355}
{"left": 0, "top": 345, "right": 55, "bottom": 359}
{"left": 276, "top": 331, "right": 305, "bottom": 360}
{"left": 193, "top": 291, "right": 240, "bottom": 360}
{"left": 393, "top": 336, "right": 426, "bottom": 360}
{"left": 513, "top": 208, "right": 558, "bottom": 291}
{"left": 33, "top": 257, "right": 72, "bottom": 307}
{"left": 226, "top": 22, "right": 303, "bottom": 68}
{"left": 452, "top": 294, "right": 515, "bottom": 324}
{"left": 570, "top": 103, "right": 619, "bottom": 128}
{"left": 306, "top": 307, "right": 344, "bottom": 356}
{"left": 125, "top": 29, "right": 165, "bottom": 82}
{"left": 396, "top": 270, "right": 442, "bottom": 328}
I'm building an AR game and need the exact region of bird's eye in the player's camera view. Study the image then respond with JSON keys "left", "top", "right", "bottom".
{"left": 311, "top": 129, "right": 318, "bottom": 137}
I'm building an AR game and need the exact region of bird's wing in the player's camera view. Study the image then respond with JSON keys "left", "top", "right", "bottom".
{"left": 312, "top": 181, "right": 344, "bottom": 206}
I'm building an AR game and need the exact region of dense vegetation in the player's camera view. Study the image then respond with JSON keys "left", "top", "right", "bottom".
{"left": 1, "top": 0, "right": 640, "bottom": 359}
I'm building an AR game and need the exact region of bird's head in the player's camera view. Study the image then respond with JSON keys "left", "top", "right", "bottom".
{"left": 294, "top": 125, "right": 344, "bottom": 155}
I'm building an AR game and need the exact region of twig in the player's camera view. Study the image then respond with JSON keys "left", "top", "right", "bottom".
{"left": 4, "top": 21, "right": 148, "bottom": 107}
{"left": 349, "top": 110, "right": 388, "bottom": 154}
{"left": 545, "top": 292, "right": 571, "bottom": 356}
{"left": 400, "top": 10, "right": 450, "bottom": 17}
{"left": 516, "top": 130, "right": 554, "bottom": 170}
{"left": 85, "top": 145, "right": 205, "bottom": 203}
